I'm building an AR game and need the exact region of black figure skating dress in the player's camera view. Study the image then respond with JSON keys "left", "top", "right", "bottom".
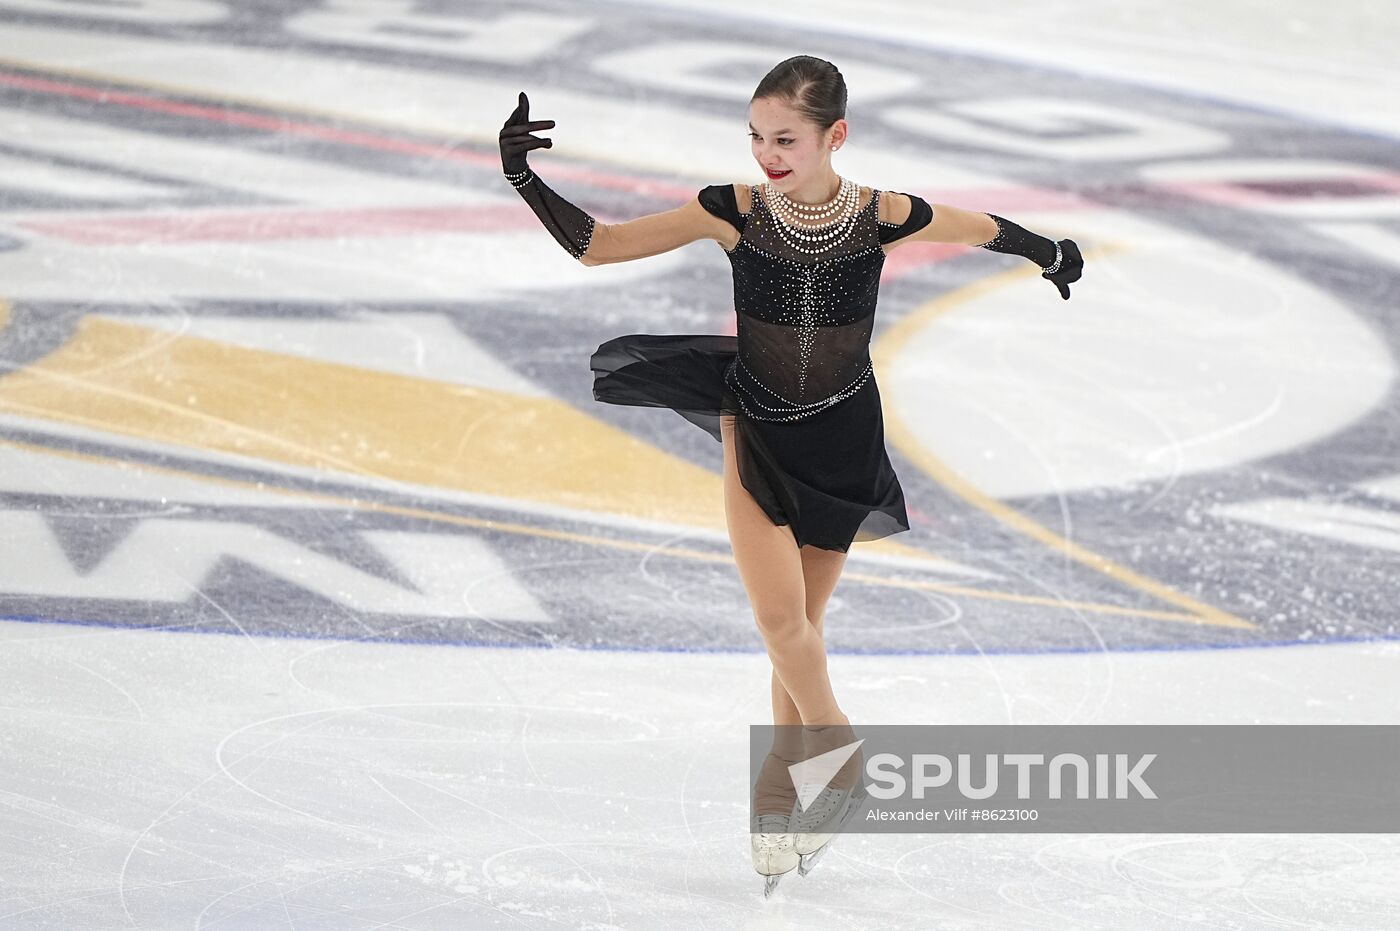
{"left": 590, "top": 182, "right": 934, "bottom": 553}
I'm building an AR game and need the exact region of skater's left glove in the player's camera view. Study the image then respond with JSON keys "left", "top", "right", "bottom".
{"left": 978, "top": 214, "right": 1083, "bottom": 300}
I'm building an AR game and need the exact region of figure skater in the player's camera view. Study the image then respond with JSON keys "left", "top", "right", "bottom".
{"left": 498, "top": 55, "right": 1083, "bottom": 896}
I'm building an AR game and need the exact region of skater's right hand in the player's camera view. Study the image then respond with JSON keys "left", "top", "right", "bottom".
{"left": 499, "top": 91, "right": 555, "bottom": 175}
{"left": 1043, "top": 238, "right": 1084, "bottom": 300}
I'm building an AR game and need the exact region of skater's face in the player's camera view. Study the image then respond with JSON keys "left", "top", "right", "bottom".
{"left": 748, "top": 96, "right": 845, "bottom": 190}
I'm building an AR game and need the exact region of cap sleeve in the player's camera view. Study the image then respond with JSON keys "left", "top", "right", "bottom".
{"left": 878, "top": 192, "right": 934, "bottom": 245}
{"left": 697, "top": 183, "right": 746, "bottom": 233}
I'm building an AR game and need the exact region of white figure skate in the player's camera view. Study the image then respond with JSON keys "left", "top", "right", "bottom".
{"left": 790, "top": 780, "right": 867, "bottom": 877}
{"left": 751, "top": 811, "right": 798, "bottom": 897}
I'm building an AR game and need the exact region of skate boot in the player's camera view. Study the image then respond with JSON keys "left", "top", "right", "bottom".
{"left": 789, "top": 721, "right": 866, "bottom": 877}
{"left": 790, "top": 779, "right": 867, "bottom": 876}
{"left": 751, "top": 748, "right": 800, "bottom": 897}
{"left": 750, "top": 811, "right": 798, "bottom": 898}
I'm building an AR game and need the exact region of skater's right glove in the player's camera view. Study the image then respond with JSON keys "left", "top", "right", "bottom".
{"left": 499, "top": 90, "right": 598, "bottom": 262}
{"left": 977, "top": 214, "right": 1084, "bottom": 300}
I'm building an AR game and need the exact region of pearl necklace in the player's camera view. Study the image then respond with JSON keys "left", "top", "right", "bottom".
{"left": 773, "top": 176, "right": 852, "bottom": 221}
{"left": 760, "top": 177, "right": 862, "bottom": 255}
{"left": 768, "top": 176, "right": 855, "bottom": 226}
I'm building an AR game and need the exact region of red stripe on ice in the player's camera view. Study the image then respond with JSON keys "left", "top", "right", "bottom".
{"left": 20, "top": 204, "right": 543, "bottom": 245}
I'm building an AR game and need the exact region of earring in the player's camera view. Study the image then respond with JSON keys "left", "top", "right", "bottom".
{"left": 830, "top": 145, "right": 837, "bottom": 151}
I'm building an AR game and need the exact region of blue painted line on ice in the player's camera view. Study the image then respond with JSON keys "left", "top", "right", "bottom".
{"left": 1, "top": 611, "right": 1392, "bottom": 657}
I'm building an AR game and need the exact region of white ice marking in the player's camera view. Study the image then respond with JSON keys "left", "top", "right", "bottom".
{"left": 0, "top": 511, "right": 552, "bottom": 620}
{"left": 1211, "top": 497, "right": 1400, "bottom": 554}
{"left": 0, "top": 441, "right": 309, "bottom": 508}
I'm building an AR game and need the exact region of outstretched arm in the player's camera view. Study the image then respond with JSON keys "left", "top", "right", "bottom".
{"left": 506, "top": 169, "right": 731, "bottom": 266}
{"left": 894, "top": 198, "right": 1001, "bottom": 248}
{"left": 499, "top": 91, "right": 729, "bottom": 266}
{"left": 883, "top": 193, "right": 1084, "bottom": 299}
{"left": 578, "top": 198, "right": 727, "bottom": 266}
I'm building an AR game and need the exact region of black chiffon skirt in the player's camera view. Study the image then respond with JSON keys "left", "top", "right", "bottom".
{"left": 590, "top": 333, "right": 909, "bottom": 553}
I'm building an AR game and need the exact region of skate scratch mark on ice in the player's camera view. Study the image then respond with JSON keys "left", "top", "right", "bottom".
{"left": 413, "top": 776, "right": 621, "bottom": 926}
{"left": 891, "top": 841, "right": 984, "bottom": 915}
{"left": 282, "top": 611, "right": 484, "bottom": 706}
{"left": 213, "top": 708, "right": 389, "bottom": 827}
{"left": 1035, "top": 836, "right": 1254, "bottom": 925}
{"left": 281, "top": 604, "right": 438, "bottom": 706}
{"left": 928, "top": 592, "right": 1024, "bottom": 723}
{"left": 191, "top": 820, "right": 489, "bottom": 930}
{"left": 1231, "top": 560, "right": 1364, "bottom": 634}
{"left": 1140, "top": 386, "right": 1287, "bottom": 465}
{"left": 875, "top": 246, "right": 1258, "bottom": 632}
{"left": 517, "top": 709, "right": 589, "bottom": 865}
{"left": 50, "top": 655, "right": 147, "bottom": 724}
{"left": 367, "top": 773, "right": 465, "bottom": 839}
{"left": 0, "top": 783, "right": 153, "bottom": 850}
{"left": 118, "top": 709, "right": 355, "bottom": 926}
{"left": 359, "top": 891, "right": 532, "bottom": 931}
{"left": 0, "top": 884, "right": 214, "bottom": 924}
{"left": 957, "top": 381, "right": 1080, "bottom": 553}
{"left": 659, "top": 612, "right": 751, "bottom": 855}
{"left": 183, "top": 586, "right": 278, "bottom": 657}
{"left": 277, "top": 889, "right": 295, "bottom": 931}
{"left": 636, "top": 529, "right": 705, "bottom": 614}
{"left": 460, "top": 558, "right": 574, "bottom": 641}
{"left": 1030, "top": 337, "right": 1192, "bottom": 518}
{"left": 197, "top": 719, "right": 401, "bottom": 923}
{"left": 277, "top": 605, "right": 393, "bottom": 709}
{"left": 354, "top": 773, "right": 516, "bottom": 920}
{"left": 193, "top": 845, "right": 472, "bottom": 931}
{"left": 906, "top": 484, "right": 1123, "bottom": 723}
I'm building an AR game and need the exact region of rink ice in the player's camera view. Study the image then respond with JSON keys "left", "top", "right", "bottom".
{"left": 2, "top": 621, "right": 1397, "bottom": 928}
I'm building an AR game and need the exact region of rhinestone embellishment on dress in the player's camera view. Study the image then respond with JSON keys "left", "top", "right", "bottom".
{"left": 722, "top": 182, "right": 884, "bottom": 422}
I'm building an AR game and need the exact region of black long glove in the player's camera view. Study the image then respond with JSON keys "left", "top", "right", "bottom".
{"left": 979, "top": 214, "right": 1083, "bottom": 300}
{"left": 499, "top": 91, "right": 597, "bottom": 261}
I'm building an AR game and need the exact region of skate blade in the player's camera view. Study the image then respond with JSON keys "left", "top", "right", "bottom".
{"left": 794, "top": 793, "right": 863, "bottom": 876}
{"left": 763, "top": 873, "right": 783, "bottom": 898}
{"left": 797, "top": 843, "right": 829, "bottom": 877}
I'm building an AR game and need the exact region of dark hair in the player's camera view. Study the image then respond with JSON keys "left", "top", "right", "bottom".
{"left": 751, "top": 55, "right": 847, "bottom": 131}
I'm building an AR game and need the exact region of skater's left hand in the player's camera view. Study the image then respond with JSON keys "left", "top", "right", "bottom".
{"left": 1044, "top": 238, "right": 1083, "bottom": 300}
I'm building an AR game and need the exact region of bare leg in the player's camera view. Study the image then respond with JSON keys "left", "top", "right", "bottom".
{"left": 721, "top": 414, "right": 846, "bottom": 727}
{"left": 771, "top": 543, "right": 849, "bottom": 729}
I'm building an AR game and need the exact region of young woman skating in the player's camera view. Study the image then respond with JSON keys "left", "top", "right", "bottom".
{"left": 498, "top": 55, "right": 1083, "bottom": 895}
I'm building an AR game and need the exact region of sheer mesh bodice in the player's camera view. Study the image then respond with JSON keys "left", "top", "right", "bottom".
{"left": 722, "top": 184, "right": 884, "bottom": 420}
